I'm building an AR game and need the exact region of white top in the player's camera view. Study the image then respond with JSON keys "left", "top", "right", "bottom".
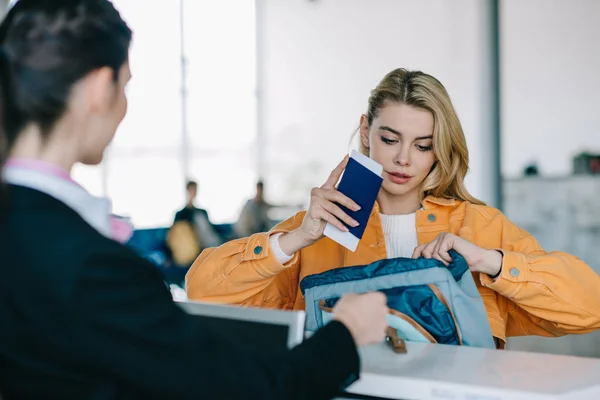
{"left": 270, "top": 213, "right": 418, "bottom": 264}
{"left": 379, "top": 212, "right": 418, "bottom": 258}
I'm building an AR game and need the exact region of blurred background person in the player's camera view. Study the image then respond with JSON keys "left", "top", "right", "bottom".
{"left": 234, "top": 180, "right": 273, "bottom": 237}
{"left": 168, "top": 180, "right": 222, "bottom": 266}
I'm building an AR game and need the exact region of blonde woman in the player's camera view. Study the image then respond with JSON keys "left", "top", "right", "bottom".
{"left": 186, "top": 68, "right": 600, "bottom": 348}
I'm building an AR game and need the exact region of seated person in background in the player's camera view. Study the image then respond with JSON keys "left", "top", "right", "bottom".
{"left": 186, "top": 67, "right": 600, "bottom": 348}
{"left": 0, "top": 2, "right": 389, "bottom": 398}
{"left": 234, "top": 180, "right": 273, "bottom": 237}
{"left": 168, "top": 180, "right": 222, "bottom": 265}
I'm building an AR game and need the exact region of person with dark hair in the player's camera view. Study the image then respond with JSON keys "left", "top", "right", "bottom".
{"left": 174, "top": 180, "right": 222, "bottom": 248}
{"left": 167, "top": 179, "right": 222, "bottom": 266}
{"left": 0, "top": 1, "right": 389, "bottom": 399}
{"left": 234, "top": 180, "right": 274, "bottom": 237}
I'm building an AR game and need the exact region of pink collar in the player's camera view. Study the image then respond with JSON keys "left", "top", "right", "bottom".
{"left": 4, "top": 157, "right": 75, "bottom": 184}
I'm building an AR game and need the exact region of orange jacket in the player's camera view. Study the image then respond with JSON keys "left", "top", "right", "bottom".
{"left": 186, "top": 196, "right": 600, "bottom": 344}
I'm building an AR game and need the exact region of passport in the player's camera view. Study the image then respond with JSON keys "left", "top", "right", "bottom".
{"left": 323, "top": 150, "right": 383, "bottom": 251}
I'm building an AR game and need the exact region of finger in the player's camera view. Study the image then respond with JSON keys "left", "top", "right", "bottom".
{"left": 432, "top": 237, "right": 443, "bottom": 256}
{"left": 422, "top": 248, "right": 434, "bottom": 258}
{"left": 321, "top": 201, "right": 359, "bottom": 228}
{"left": 371, "top": 291, "right": 387, "bottom": 305}
{"left": 340, "top": 293, "right": 358, "bottom": 301}
{"left": 307, "top": 190, "right": 326, "bottom": 217}
{"left": 322, "top": 155, "right": 349, "bottom": 189}
{"left": 431, "top": 233, "right": 446, "bottom": 250}
{"left": 317, "top": 207, "right": 349, "bottom": 232}
{"left": 412, "top": 244, "right": 426, "bottom": 258}
{"left": 323, "top": 189, "right": 361, "bottom": 211}
{"left": 432, "top": 238, "right": 451, "bottom": 265}
{"left": 419, "top": 240, "right": 438, "bottom": 258}
{"left": 437, "top": 240, "right": 453, "bottom": 264}
{"left": 310, "top": 187, "right": 325, "bottom": 201}
{"left": 432, "top": 253, "right": 450, "bottom": 266}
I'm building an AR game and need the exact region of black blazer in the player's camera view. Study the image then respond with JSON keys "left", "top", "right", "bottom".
{"left": 174, "top": 206, "right": 209, "bottom": 224}
{"left": 0, "top": 185, "right": 359, "bottom": 399}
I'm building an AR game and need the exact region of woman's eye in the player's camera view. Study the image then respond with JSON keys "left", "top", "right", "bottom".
{"left": 416, "top": 144, "right": 433, "bottom": 152}
{"left": 381, "top": 137, "right": 397, "bottom": 145}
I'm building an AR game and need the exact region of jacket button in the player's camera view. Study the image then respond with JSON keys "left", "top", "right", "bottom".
{"left": 427, "top": 214, "right": 436, "bottom": 223}
{"left": 510, "top": 267, "right": 519, "bottom": 277}
{"left": 254, "top": 245, "right": 263, "bottom": 255}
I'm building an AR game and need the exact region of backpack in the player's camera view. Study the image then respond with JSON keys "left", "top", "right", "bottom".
{"left": 300, "top": 251, "right": 495, "bottom": 348}
{"left": 167, "top": 221, "right": 200, "bottom": 266}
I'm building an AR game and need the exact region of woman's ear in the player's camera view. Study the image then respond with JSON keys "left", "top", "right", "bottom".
{"left": 359, "top": 114, "right": 370, "bottom": 149}
{"left": 84, "top": 66, "right": 115, "bottom": 115}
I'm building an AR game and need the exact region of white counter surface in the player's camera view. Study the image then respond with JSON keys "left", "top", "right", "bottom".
{"left": 343, "top": 341, "right": 600, "bottom": 400}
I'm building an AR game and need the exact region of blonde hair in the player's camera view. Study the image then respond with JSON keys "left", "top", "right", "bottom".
{"left": 358, "top": 68, "right": 484, "bottom": 205}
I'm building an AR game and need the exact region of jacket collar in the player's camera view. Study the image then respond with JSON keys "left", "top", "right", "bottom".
{"left": 344, "top": 196, "right": 457, "bottom": 265}
{"left": 346, "top": 195, "right": 458, "bottom": 266}
{"left": 422, "top": 196, "right": 457, "bottom": 208}
{"left": 369, "top": 195, "right": 457, "bottom": 217}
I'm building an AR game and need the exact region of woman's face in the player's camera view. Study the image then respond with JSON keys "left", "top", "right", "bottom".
{"left": 360, "top": 102, "right": 436, "bottom": 201}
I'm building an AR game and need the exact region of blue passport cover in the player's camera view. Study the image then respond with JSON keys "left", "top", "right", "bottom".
{"left": 336, "top": 157, "right": 383, "bottom": 239}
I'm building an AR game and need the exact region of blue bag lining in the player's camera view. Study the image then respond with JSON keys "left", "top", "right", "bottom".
{"left": 322, "top": 284, "right": 460, "bottom": 345}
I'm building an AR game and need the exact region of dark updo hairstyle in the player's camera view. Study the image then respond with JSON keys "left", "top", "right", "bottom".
{"left": 0, "top": 0, "right": 132, "bottom": 210}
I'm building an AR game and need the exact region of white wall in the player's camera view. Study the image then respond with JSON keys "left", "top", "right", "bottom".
{"left": 504, "top": 176, "right": 600, "bottom": 357}
{"left": 258, "top": 0, "right": 498, "bottom": 206}
{"left": 501, "top": 0, "right": 600, "bottom": 177}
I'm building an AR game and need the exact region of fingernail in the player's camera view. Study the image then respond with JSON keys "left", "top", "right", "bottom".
{"left": 354, "top": 205, "right": 361, "bottom": 211}
{"left": 351, "top": 220, "right": 359, "bottom": 227}
{"left": 342, "top": 226, "right": 349, "bottom": 232}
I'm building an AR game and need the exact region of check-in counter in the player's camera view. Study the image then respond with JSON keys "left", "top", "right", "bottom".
{"left": 339, "top": 341, "right": 600, "bottom": 400}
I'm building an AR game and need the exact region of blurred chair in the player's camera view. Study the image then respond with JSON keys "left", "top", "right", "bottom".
{"left": 126, "top": 223, "right": 234, "bottom": 287}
